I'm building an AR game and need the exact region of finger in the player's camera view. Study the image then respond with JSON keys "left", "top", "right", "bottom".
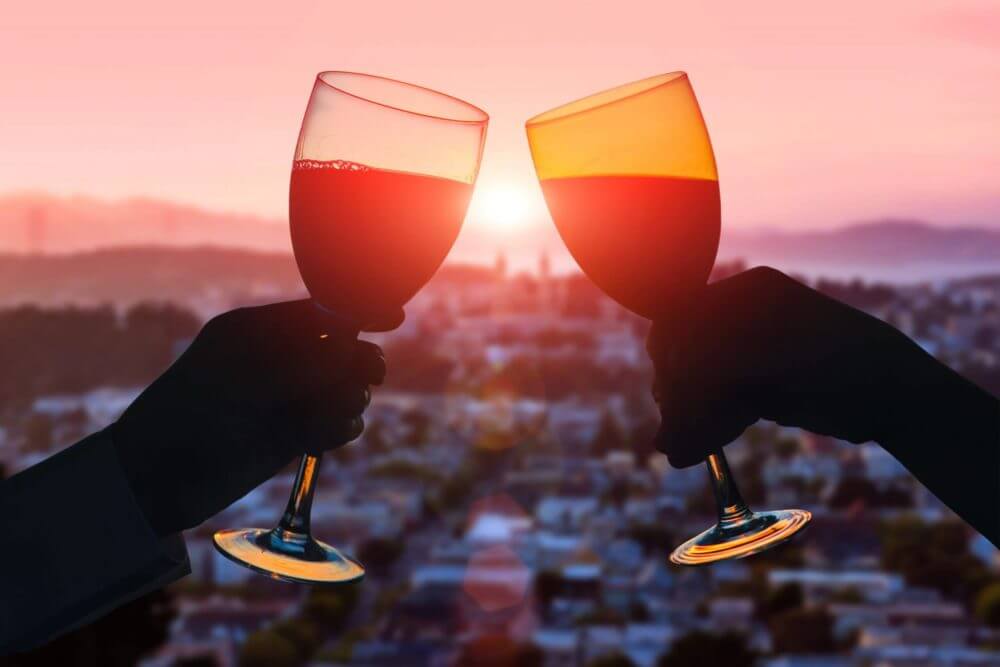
{"left": 288, "top": 334, "right": 366, "bottom": 394}
{"left": 332, "top": 415, "right": 365, "bottom": 444}
{"left": 654, "top": 388, "right": 759, "bottom": 468}
{"left": 298, "top": 414, "right": 366, "bottom": 456}
{"left": 655, "top": 414, "right": 756, "bottom": 468}
{"left": 352, "top": 341, "right": 387, "bottom": 386}
{"left": 290, "top": 341, "right": 382, "bottom": 403}
{"left": 331, "top": 386, "right": 372, "bottom": 417}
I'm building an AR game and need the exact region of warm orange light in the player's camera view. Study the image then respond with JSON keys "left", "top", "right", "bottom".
{"left": 526, "top": 72, "right": 717, "bottom": 182}
{"left": 469, "top": 182, "right": 532, "bottom": 230}
{"left": 524, "top": 71, "right": 721, "bottom": 319}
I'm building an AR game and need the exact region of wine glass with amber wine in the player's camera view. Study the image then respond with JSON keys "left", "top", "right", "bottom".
{"left": 214, "top": 72, "right": 487, "bottom": 583}
{"left": 526, "top": 72, "right": 810, "bottom": 565}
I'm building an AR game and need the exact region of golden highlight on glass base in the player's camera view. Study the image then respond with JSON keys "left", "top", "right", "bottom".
{"left": 213, "top": 528, "right": 365, "bottom": 585}
{"left": 669, "top": 509, "right": 812, "bottom": 566}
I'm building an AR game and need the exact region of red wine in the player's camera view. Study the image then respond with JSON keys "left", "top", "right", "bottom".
{"left": 540, "top": 175, "right": 720, "bottom": 319}
{"left": 290, "top": 160, "right": 471, "bottom": 325}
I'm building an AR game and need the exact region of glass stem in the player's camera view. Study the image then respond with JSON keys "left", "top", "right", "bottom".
{"left": 705, "top": 451, "right": 754, "bottom": 529}
{"left": 276, "top": 453, "right": 321, "bottom": 537}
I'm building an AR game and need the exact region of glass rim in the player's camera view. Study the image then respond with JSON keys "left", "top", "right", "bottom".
{"left": 525, "top": 71, "right": 688, "bottom": 128}
{"left": 316, "top": 71, "right": 489, "bottom": 125}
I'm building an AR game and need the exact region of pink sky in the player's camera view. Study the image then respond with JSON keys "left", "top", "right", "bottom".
{"left": 1, "top": 0, "right": 998, "bottom": 255}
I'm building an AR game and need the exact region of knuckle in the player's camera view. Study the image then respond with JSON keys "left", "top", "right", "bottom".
{"left": 204, "top": 312, "right": 232, "bottom": 332}
{"left": 206, "top": 307, "right": 254, "bottom": 333}
{"left": 748, "top": 265, "right": 785, "bottom": 287}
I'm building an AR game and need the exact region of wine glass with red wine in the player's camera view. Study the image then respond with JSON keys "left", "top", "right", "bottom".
{"left": 214, "top": 72, "right": 488, "bottom": 584}
{"left": 526, "top": 72, "right": 810, "bottom": 565}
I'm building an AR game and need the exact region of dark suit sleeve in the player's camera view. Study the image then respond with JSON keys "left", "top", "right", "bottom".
{"left": 880, "top": 358, "right": 1000, "bottom": 547}
{"left": 0, "top": 428, "right": 190, "bottom": 654}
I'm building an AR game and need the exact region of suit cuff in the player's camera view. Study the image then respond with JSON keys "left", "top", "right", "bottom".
{"left": 0, "top": 428, "right": 190, "bottom": 654}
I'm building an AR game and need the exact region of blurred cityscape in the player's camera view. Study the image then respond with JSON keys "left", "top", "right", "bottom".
{"left": 2, "top": 249, "right": 1000, "bottom": 667}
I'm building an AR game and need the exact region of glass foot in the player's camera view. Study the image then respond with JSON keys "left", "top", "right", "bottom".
{"left": 213, "top": 527, "right": 365, "bottom": 584}
{"left": 669, "top": 509, "right": 811, "bottom": 566}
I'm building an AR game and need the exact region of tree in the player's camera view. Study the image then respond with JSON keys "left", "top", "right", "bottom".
{"left": 271, "top": 619, "right": 320, "bottom": 662}
{"left": 0, "top": 302, "right": 200, "bottom": 412}
{"left": 534, "top": 570, "right": 564, "bottom": 611}
{"left": 657, "top": 631, "right": 754, "bottom": 667}
{"left": 368, "top": 459, "right": 443, "bottom": 483}
{"left": 363, "top": 419, "right": 389, "bottom": 454}
{"left": 975, "top": 581, "right": 1000, "bottom": 627}
{"left": 454, "top": 636, "right": 543, "bottom": 667}
{"left": 829, "top": 477, "right": 912, "bottom": 510}
{"left": 881, "top": 517, "right": 989, "bottom": 602}
{"left": 628, "top": 417, "right": 659, "bottom": 467}
{"left": 438, "top": 465, "right": 476, "bottom": 508}
{"left": 574, "top": 606, "right": 625, "bottom": 627}
{"left": 23, "top": 412, "right": 53, "bottom": 452}
{"left": 603, "top": 479, "right": 630, "bottom": 508}
{"left": 974, "top": 326, "right": 997, "bottom": 349}
{"left": 769, "top": 608, "right": 835, "bottom": 654}
{"left": 2, "top": 589, "right": 175, "bottom": 667}
{"left": 591, "top": 410, "right": 626, "bottom": 456}
{"left": 563, "top": 274, "right": 604, "bottom": 318}
{"left": 175, "top": 657, "right": 219, "bottom": 667}
{"left": 121, "top": 302, "right": 200, "bottom": 374}
{"left": 774, "top": 436, "right": 799, "bottom": 461}
{"left": 381, "top": 337, "right": 455, "bottom": 393}
{"left": 588, "top": 653, "right": 636, "bottom": 667}
{"left": 238, "top": 629, "right": 299, "bottom": 667}
{"left": 685, "top": 485, "right": 716, "bottom": 517}
{"left": 628, "top": 524, "right": 674, "bottom": 556}
{"left": 402, "top": 408, "right": 431, "bottom": 448}
{"left": 628, "top": 599, "right": 651, "bottom": 622}
{"left": 357, "top": 537, "right": 404, "bottom": 576}
{"left": 735, "top": 457, "right": 766, "bottom": 505}
{"left": 302, "top": 584, "right": 360, "bottom": 630}
{"left": 759, "top": 582, "right": 803, "bottom": 621}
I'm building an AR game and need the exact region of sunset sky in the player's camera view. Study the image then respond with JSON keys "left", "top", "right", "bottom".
{"left": 1, "top": 0, "right": 998, "bottom": 261}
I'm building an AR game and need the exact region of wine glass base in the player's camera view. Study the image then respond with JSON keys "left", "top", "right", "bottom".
{"left": 213, "top": 528, "right": 365, "bottom": 585}
{"left": 669, "top": 509, "right": 811, "bottom": 566}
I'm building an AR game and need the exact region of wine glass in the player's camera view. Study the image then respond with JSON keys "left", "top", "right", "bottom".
{"left": 213, "top": 72, "right": 488, "bottom": 583}
{"left": 525, "top": 72, "right": 810, "bottom": 565}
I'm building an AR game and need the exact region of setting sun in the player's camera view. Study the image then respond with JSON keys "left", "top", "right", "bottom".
{"left": 468, "top": 183, "right": 532, "bottom": 230}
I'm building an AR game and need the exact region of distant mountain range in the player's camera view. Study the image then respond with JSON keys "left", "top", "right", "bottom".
{"left": 0, "top": 192, "right": 289, "bottom": 254}
{"left": 0, "top": 246, "right": 506, "bottom": 315}
{"left": 719, "top": 220, "right": 1000, "bottom": 264}
{"left": 0, "top": 247, "right": 304, "bottom": 315}
{"left": 2, "top": 193, "right": 999, "bottom": 282}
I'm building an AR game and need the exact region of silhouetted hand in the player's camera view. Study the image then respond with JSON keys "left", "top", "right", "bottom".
{"left": 111, "top": 299, "right": 392, "bottom": 537}
{"left": 646, "top": 266, "right": 991, "bottom": 468}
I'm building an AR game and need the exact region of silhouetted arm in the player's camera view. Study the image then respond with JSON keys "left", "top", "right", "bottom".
{"left": 0, "top": 429, "right": 189, "bottom": 654}
{"left": 877, "top": 346, "right": 999, "bottom": 543}
{"left": 647, "top": 267, "right": 1000, "bottom": 545}
{"left": 1, "top": 300, "right": 391, "bottom": 654}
